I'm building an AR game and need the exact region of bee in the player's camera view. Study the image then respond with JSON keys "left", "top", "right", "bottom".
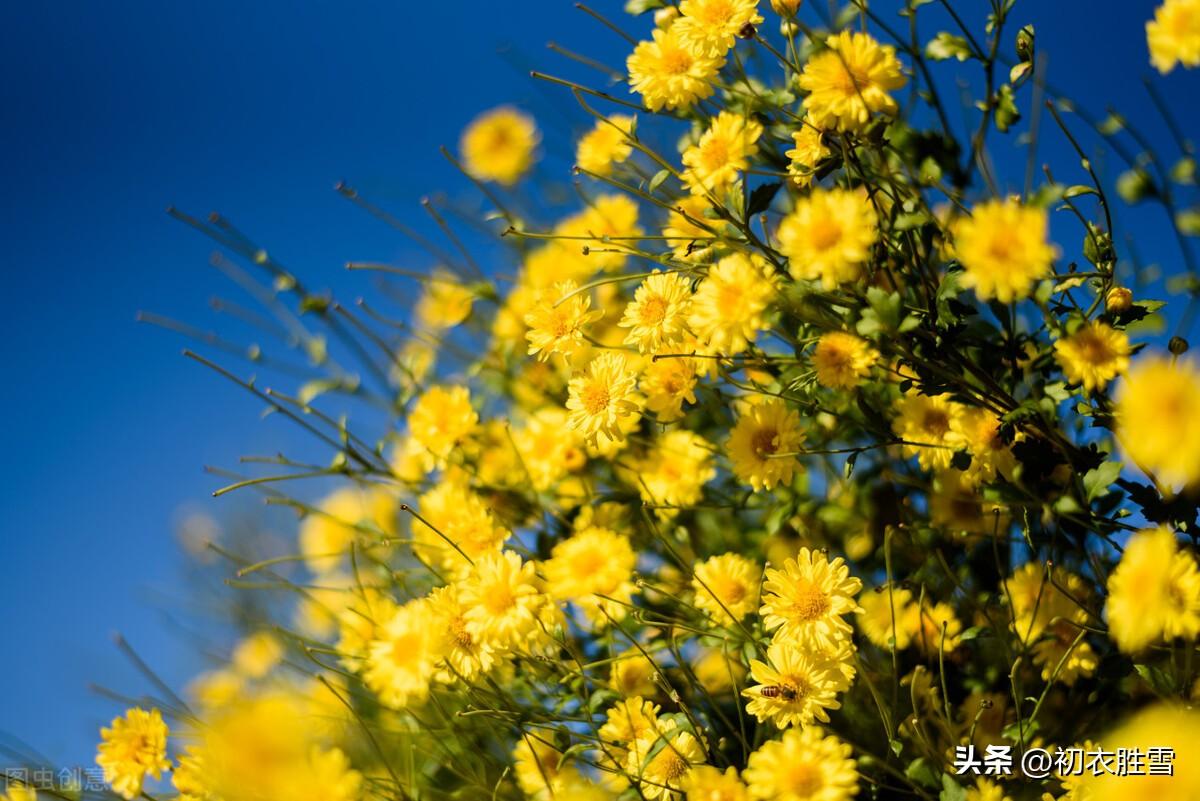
{"left": 759, "top": 684, "right": 798, "bottom": 701}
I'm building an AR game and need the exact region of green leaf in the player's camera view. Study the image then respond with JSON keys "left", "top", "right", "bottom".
{"left": 939, "top": 775, "right": 967, "bottom": 801}
{"left": 1117, "top": 168, "right": 1156, "bottom": 203}
{"left": 926, "top": 32, "right": 972, "bottom": 61}
{"left": 623, "top": 0, "right": 664, "bottom": 14}
{"left": 1083, "top": 461, "right": 1123, "bottom": 501}
{"left": 1170, "top": 156, "right": 1196, "bottom": 185}
{"left": 648, "top": 169, "right": 670, "bottom": 193}
{"left": 994, "top": 84, "right": 1020, "bottom": 132}
{"left": 746, "top": 181, "right": 782, "bottom": 217}
{"left": 1176, "top": 208, "right": 1200, "bottom": 236}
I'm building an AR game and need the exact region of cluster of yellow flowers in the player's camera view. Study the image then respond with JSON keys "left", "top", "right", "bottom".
{"left": 77, "top": 2, "right": 1200, "bottom": 801}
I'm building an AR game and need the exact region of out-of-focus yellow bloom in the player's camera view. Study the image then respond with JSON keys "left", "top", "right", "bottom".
{"left": 955, "top": 407, "right": 1017, "bottom": 486}
{"left": 1054, "top": 322, "right": 1131, "bottom": 392}
{"left": 628, "top": 22, "right": 724, "bottom": 111}
{"left": 688, "top": 253, "right": 776, "bottom": 356}
{"left": 857, "top": 586, "right": 917, "bottom": 651}
{"left": 231, "top": 631, "right": 283, "bottom": 679}
{"left": 577, "top": 114, "right": 636, "bottom": 176}
{"left": 692, "top": 552, "right": 761, "bottom": 621}
{"left": 524, "top": 280, "right": 601, "bottom": 362}
{"left": 742, "top": 726, "right": 858, "bottom": 800}
{"left": 1147, "top": 0, "right": 1200, "bottom": 73}
{"left": 566, "top": 352, "right": 642, "bottom": 443}
{"left": 1106, "top": 526, "right": 1200, "bottom": 652}
{"left": 364, "top": 597, "right": 440, "bottom": 708}
{"left": 459, "top": 106, "right": 539, "bottom": 185}
{"left": 609, "top": 648, "right": 660, "bottom": 697}
{"left": 408, "top": 385, "right": 478, "bottom": 461}
{"left": 631, "top": 429, "right": 715, "bottom": 516}
{"left": 907, "top": 597, "right": 963, "bottom": 657}
{"left": 335, "top": 588, "right": 397, "bottom": 673}
{"left": 760, "top": 548, "right": 862, "bottom": 648}
{"left": 683, "top": 765, "right": 748, "bottom": 801}
{"left": 743, "top": 640, "right": 853, "bottom": 728}
{"left": 1005, "top": 563, "right": 1097, "bottom": 684}
{"left": 411, "top": 479, "right": 510, "bottom": 573}
{"left": 798, "top": 30, "right": 906, "bottom": 132}
{"left": 728, "top": 398, "right": 804, "bottom": 491}
{"left": 0, "top": 787, "right": 36, "bottom": 801}
{"left": 812, "top": 331, "right": 877, "bottom": 389}
{"left": 512, "top": 406, "right": 587, "bottom": 492}
{"left": 785, "top": 125, "right": 830, "bottom": 187}
{"left": 460, "top": 550, "right": 547, "bottom": 649}
{"left": 641, "top": 356, "right": 699, "bottom": 422}
{"left": 674, "top": 0, "right": 762, "bottom": 57}
{"left": 966, "top": 777, "right": 1011, "bottom": 801}
{"left": 953, "top": 199, "right": 1057, "bottom": 302}
{"left": 778, "top": 187, "right": 878, "bottom": 288}
{"left": 544, "top": 525, "right": 638, "bottom": 626}
{"left": 414, "top": 269, "right": 474, "bottom": 330}
{"left": 299, "top": 485, "right": 397, "bottom": 576}
{"left": 693, "top": 647, "right": 747, "bottom": 695}
{"left": 96, "top": 707, "right": 170, "bottom": 800}
{"left": 1082, "top": 704, "right": 1200, "bottom": 800}
{"left": 664, "top": 195, "right": 718, "bottom": 261}
{"left": 682, "top": 111, "right": 763, "bottom": 197}
{"left": 1116, "top": 355, "right": 1200, "bottom": 488}
{"left": 892, "top": 392, "right": 967, "bottom": 472}
{"left": 558, "top": 194, "right": 645, "bottom": 273}
{"left": 427, "top": 583, "right": 496, "bottom": 682}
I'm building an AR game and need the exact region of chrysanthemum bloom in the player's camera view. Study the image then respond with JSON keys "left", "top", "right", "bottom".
{"left": 513, "top": 407, "right": 588, "bottom": 492}
{"left": 426, "top": 584, "right": 495, "bottom": 684}
{"left": 609, "top": 649, "right": 659, "bottom": 697}
{"left": 742, "top": 726, "right": 859, "bottom": 801}
{"left": 576, "top": 114, "right": 636, "bottom": 176}
{"left": 524, "top": 281, "right": 601, "bottom": 361}
{"left": 1004, "top": 563, "right": 1097, "bottom": 685}
{"left": 664, "top": 196, "right": 718, "bottom": 261}
{"left": 906, "top": 598, "right": 964, "bottom": 657}
{"left": 408, "top": 385, "right": 479, "bottom": 460}
{"left": 633, "top": 429, "right": 716, "bottom": 515}
{"left": 857, "top": 586, "right": 917, "bottom": 651}
{"left": 298, "top": 485, "right": 397, "bottom": 576}
{"left": 785, "top": 125, "right": 831, "bottom": 187}
{"left": 1116, "top": 355, "right": 1200, "bottom": 487}
{"left": 544, "top": 525, "right": 638, "bottom": 626}
{"left": 1147, "top": 0, "right": 1200, "bottom": 73}
{"left": 630, "top": 726, "right": 706, "bottom": 801}
{"left": 566, "top": 352, "right": 642, "bottom": 443}
{"left": 952, "top": 198, "right": 1057, "bottom": 302}
{"left": 777, "top": 187, "right": 878, "bottom": 288}
{"left": 727, "top": 398, "right": 804, "bottom": 490}
{"left": 460, "top": 550, "right": 546, "bottom": 649}
{"left": 693, "top": 647, "right": 747, "bottom": 695}
{"left": 414, "top": 269, "right": 474, "bottom": 330}
{"left": 674, "top": 0, "right": 763, "bottom": 57}
{"left": 627, "top": 22, "right": 724, "bottom": 111}
{"left": 96, "top": 707, "right": 171, "bottom": 800}
{"left": 513, "top": 737, "right": 579, "bottom": 799}
{"left": 692, "top": 552, "right": 761, "bottom": 621}
{"left": 681, "top": 111, "right": 763, "bottom": 196}
{"left": 459, "top": 106, "right": 539, "bottom": 185}
{"left": 619, "top": 271, "right": 693, "bottom": 353}
{"left": 955, "top": 407, "right": 1017, "bottom": 486}
{"left": 891, "top": 392, "right": 967, "bottom": 471}
{"left": 364, "top": 598, "right": 442, "bottom": 708}
{"left": 743, "top": 641, "right": 852, "bottom": 728}
{"left": 641, "top": 356, "right": 699, "bottom": 422}
{"left": 1053, "top": 322, "right": 1131, "bottom": 391}
{"left": 760, "top": 548, "right": 862, "bottom": 648}
{"left": 1080, "top": 704, "right": 1200, "bottom": 801}
{"left": 965, "top": 777, "right": 1010, "bottom": 801}
{"left": 683, "top": 765, "right": 749, "bottom": 801}
{"left": 1106, "top": 526, "right": 1200, "bottom": 652}
{"left": 798, "top": 30, "right": 906, "bottom": 132}
{"left": 600, "top": 696, "right": 662, "bottom": 756}
{"left": 556, "top": 194, "right": 645, "bottom": 272}
{"left": 411, "top": 480, "right": 511, "bottom": 573}
{"left": 812, "top": 331, "right": 877, "bottom": 389}
{"left": 688, "top": 253, "right": 776, "bottom": 355}
{"left": 334, "top": 589, "right": 398, "bottom": 672}
{"left": 231, "top": 631, "right": 283, "bottom": 679}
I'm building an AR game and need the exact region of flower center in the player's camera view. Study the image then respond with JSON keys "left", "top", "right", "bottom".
{"left": 752, "top": 426, "right": 780, "bottom": 456}
{"left": 922, "top": 409, "right": 951, "bottom": 437}
{"left": 790, "top": 582, "right": 831, "bottom": 620}
{"left": 662, "top": 47, "right": 694, "bottom": 75}
{"left": 581, "top": 383, "right": 611, "bottom": 416}
{"left": 640, "top": 296, "right": 669, "bottom": 325}
{"left": 784, "top": 761, "right": 823, "bottom": 796}
{"left": 809, "top": 216, "right": 844, "bottom": 251}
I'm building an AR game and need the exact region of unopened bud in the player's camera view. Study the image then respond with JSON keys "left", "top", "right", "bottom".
{"left": 1169, "top": 336, "right": 1189, "bottom": 356}
{"left": 738, "top": 22, "right": 757, "bottom": 39}
{"left": 654, "top": 7, "right": 679, "bottom": 28}
{"left": 1105, "top": 286, "right": 1133, "bottom": 313}
{"left": 771, "top": 0, "right": 803, "bottom": 15}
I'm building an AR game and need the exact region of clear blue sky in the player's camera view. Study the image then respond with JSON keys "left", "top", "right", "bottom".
{"left": 0, "top": 0, "right": 1193, "bottom": 766}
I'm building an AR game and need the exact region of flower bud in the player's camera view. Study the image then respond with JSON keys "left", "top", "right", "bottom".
{"left": 654, "top": 7, "right": 679, "bottom": 28}
{"left": 1169, "top": 336, "right": 1189, "bottom": 356}
{"left": 1106, "top": 286, "right": 1133, "bottom": 313}
{"left": 771, "top": 0, "right": 802, "bottom": 15}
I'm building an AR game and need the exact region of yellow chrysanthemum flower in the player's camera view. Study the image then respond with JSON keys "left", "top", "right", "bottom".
{"left": 524, "top": 280, "right": 602, "bottom": 362}
{"left": 628, "top": 22, "right": 724, "bottom": 111}
{"left": 409, "top": 385, "right": 479, "bottom": 460}
{"left": 513, "top": 406, "right": 588, "bottom": 492}
{"left": 231, "top": 631, "right": 283, "bottom": 679}
{"left": 1116, "top": 355, "right": 1200, "bottom": 487}
{"left": 664, "top": 196, "right": 718, "bottom": 261}
{"left": 576, "top": 114, "right": 636, "bottom": 176}
{"left": 682, "top": 111, "right": 763, "bottom": 197}
{"left": 857, "top": 586, "right": 917, "bottom": 651}
{"left": 689, "top": 253, "right": 776, "bottom": 355}
{"left": 557, "top": 194, "right": 645, "bottom": 272}
{"left": 630, "top": 726, "right": 706, "bottom": 801}
{"left": 1005, "top": 563, "right": 1097, "bottom": 685}
{"left": 955, "top": 407, "right": 1018, "bottom": 486}
{"left": 966, "top": 777, "right": 1012, "bottom": 801}
{"left": 785, "top": 125, "right": 831, "bottom": 187}
{"left": 600, "top": 696, "right": 662, "bottom": 752}
{"left": 427, "top": 584, "right": 496, "bottom": 683}
{"left": 728, "top": 398, "right": 804, "bottom": 491}
{"left": 952, "top": 198, "right": 1057, "bottom": 302}
{"left": 335, "top": 588, "right": 398, "bottom": 673}
{"left": 641, "top": 356, "right": 699, "bottom": 422}
{"left": 566, "top": 352, "right": 642, "bottom": 443}
{"left": 96, "top": 707, "right": 171, "bottom": 800}
{"left": 777, "top": 187, "right": 878, "bottom": 288}
{"left": 459, "top": 106, "right": 539, "bottom": 185}
{"left": 411, "top": 479, "right": 511, "bottom": 574}
{"left": 299, "top": 485, "right": 397, "bottom": 575}
{"left": 1, "top": 787, "right": 37, "bottom": 801}
{"left": 619, "top": 271, "right": 693, "bottom": 353}
{"left": 610, "top": 648, "right": 660, "bottom": 697}
{"left": 364, "top": 597, "right": 440, "bottom": 708}
{"left": 798, "top": 30, "right": 906, "bottom": 132}
{"left": 1080, "top": 704, "right": 1200, "bottom": 801}
{"left": 414, "top": 269, "right": 474, "bottom": 330}
{"left": 891, "top": 392, "right": 967, "bottom": 471}
{"left": 692, "top": 552, "right": 761, "bottom": 621}
{"left": 513, "top": 736, "right": 576, "bottom": 799}
{"left": 760, "top": 547, "right": 863, "bottom": 648}
{"left": 683, "top": 765, "right": 748, "bottom": 801}
{"left": 1054, "top": 322, "right": 1131, "bottom": 392}
{"left": 460, "top": 550, "right": 547, "bottom": 649}
{"left": 742, "top": 640, "right": 853, "bottom": 728}
{"left": 907, "top": 598, "right": 963, "bottom": 657}
{"left": 544, "top": 525, "right": 638, "bottom": 627}
{"left": 1147, "top": 0, "right": 1200, "bottom": 73}
{"left": 743, "top": 726, "right": 858, "bottom": 801}
{"left": 1106, "top": 526, "right": 1200, "bottom": 652}
{"left": 812, "top": 331, "right": 878, "bottom": 389}
{"left": 632, "top": 429, "right": 715, "bottom": 516}
{"left": 674, "top": 0, "right": 763, "bottom": 57}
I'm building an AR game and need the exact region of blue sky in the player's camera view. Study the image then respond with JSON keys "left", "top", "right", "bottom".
{"left": 0, "top": 0, "right": 1194, "bottom": 766}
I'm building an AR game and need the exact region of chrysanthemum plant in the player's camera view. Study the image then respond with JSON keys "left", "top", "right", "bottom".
{"left": 35, "top": 2, "right": 1200, "bottom": 801}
